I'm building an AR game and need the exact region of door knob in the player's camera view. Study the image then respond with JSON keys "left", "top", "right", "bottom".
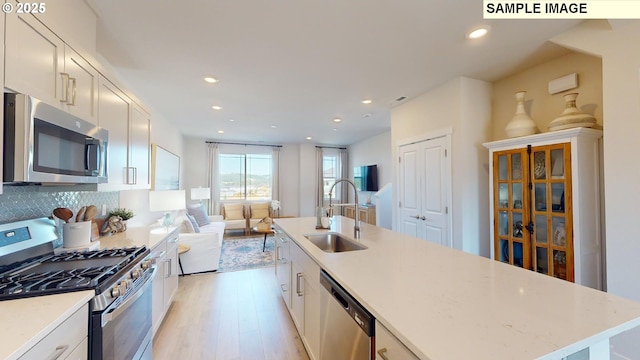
{"left": 420, "top": 216, "right": 426, "bottom": 220}
{"left": 411, "top": 215, "right": 420, "bottom": 219}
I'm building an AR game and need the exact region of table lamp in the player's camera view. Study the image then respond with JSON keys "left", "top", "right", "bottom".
{"left": 190, "top": 187, "right": 211, "bottom": 205}
{"left": 149, "top": 190, "right": 186, "bottom": 231}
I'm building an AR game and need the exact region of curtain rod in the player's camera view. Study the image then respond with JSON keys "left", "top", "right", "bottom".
{"left": 206, "top": 141, "right": 282, "bottom": 148}
{"left": 315, "top": 146, "right": 347, "bottom": 150}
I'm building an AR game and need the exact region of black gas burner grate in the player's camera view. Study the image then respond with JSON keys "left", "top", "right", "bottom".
{"left": 0, "top": 246, "right": 148, "bottom": 301}
{"left": 48, "top": 247, "right": 141, "bottom": 262}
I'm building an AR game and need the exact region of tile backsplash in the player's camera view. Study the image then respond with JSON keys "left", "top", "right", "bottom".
{"left": 0, "top": 185, "right": 119, "bottom": 224}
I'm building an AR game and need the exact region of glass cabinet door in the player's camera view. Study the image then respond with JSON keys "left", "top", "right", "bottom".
{"left": 492, "top": 149, "right": 530, "bottom": 270}
{"left": 530, "top": 143, "right": 573, "bottom": 282}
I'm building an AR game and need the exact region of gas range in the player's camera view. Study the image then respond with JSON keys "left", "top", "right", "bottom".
{"left": 0, "top": 218, "right": 152, "bottom": 308}
{"left": 0, "top": 246, "right": 151, "bottom": 310}
{"left": 0, "top": 217, "right": 156, "bottom": 359}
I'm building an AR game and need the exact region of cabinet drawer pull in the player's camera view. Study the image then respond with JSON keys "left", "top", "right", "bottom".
{"left": 60, "top": 73, "right": 70, "bottom": 103}
{"left": 280, "top": 284, "right": 288, "bottom": 292}
{"left": 296, "top": 273, "right": 303, "bottom": 296}
{"left": 377, "top": 348, "right": 390, "bottom": 360}
{"left": 47, "top": 344, "right": 69, "bottom": 360}
{"left": 68, "top": 77, "right": 77, "bottom": 106}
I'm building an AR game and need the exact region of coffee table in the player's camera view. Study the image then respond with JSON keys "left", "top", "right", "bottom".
{"left": 252, "top": 226, "right": 275, "bottom": 252}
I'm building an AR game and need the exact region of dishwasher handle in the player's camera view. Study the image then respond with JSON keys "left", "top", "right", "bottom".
{"left": 331, "top": 288, "right": 349, "bottom": 310}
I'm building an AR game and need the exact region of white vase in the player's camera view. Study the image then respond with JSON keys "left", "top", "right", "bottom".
{"left": 549, "top": 93, "right": 596, "bottom": 131}
{"left": 505, "top": 91, "right": 538, "bottom": 138}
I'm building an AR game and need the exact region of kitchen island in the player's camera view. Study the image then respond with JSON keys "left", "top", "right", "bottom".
{"left": 274, "top": 216, "right": 640, "bottom": 359}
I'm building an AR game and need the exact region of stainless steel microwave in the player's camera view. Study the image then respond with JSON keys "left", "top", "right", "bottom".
{"left": 3, "top": 93, "right": 108, "bottom": 184}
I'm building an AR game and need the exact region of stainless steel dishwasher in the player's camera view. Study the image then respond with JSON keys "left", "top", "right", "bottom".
{"left": 320, "top": 270, "right": 375, "bottom": 360}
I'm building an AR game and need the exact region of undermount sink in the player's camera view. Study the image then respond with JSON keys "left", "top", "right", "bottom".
{"left": 304, "top": 233, "right": 367, "bottom": 253}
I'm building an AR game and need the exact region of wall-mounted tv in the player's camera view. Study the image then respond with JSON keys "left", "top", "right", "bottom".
{"left": 354, "top": 164, "right": 378, "bottom": 192}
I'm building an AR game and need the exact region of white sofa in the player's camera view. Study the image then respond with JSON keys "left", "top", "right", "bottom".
{"left": 175, "top": 210, "right": 225, "bottom": 274}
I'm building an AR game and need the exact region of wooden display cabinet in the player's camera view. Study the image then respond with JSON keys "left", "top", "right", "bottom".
{"left": 484, "top": 128, "right": 603, "bottom": 289}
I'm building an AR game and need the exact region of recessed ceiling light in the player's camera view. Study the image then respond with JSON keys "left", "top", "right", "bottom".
{"left": 212, "top": 105, "right": 223, "bottom": 110}
{"left": 333, "top": 128, "right": 338, "bottom": 131}
{"left": 271, "top": 125, "right": 277, "bottom": 128}
{"left": 306, "top": 136, "right": 312, "bottom": 140}
{"left": 363, "top": 113, "right": 372, "bottom": 118}
{"left": 204, "top": 77, "right": 218, "bottom": 83}
{"left": 467, "top": 25, "right": 490, "bottom": 39}
{"left": 229, "top": 119, "right": 235, "bottom": 122}
{"left": 361, "top": 99, "right": 372, "bottom": 104}
{"left": 217, "top": 130, "right": 224, "bottom": 134}
{"left": 333, "top": 118, "right": 342, "bottom": 123}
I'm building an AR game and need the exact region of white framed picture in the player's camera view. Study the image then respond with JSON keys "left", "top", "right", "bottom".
{"left": 151, "top": 144, "right": 180, "bottom": 190}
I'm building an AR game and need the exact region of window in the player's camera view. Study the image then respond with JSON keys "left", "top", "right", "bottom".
{"left": 323, "top": 153, "right": 340, "bottom": 201}
{"left": 219, "top": 153, "right": 272, "bottom": 200}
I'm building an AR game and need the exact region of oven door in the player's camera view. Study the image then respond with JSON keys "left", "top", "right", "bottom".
{"left": 91, "top": 269, "right": 154, "bottom": 360}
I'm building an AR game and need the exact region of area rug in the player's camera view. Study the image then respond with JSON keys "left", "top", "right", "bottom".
{"left": 217, "top": 235, "right": 275, "bottom": 272}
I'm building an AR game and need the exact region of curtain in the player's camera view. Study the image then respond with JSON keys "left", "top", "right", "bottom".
{"left": 206, "top": 143, "right": 220, "bottom": 215}
{"left": 339, "top": 148, "right": 349, "bottom": 205}
{"left": 315, "top": 147, "right": 324, "bottom": 209}
{"left": 272, "top": 146, "right": 280, "bottom": 212}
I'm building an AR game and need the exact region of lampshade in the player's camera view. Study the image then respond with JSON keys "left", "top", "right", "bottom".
{"left": 190, "top": 187, "right": 211, "bottom": 201}
{"left": 149, "top": 190, "right": 186, "bottom": 212}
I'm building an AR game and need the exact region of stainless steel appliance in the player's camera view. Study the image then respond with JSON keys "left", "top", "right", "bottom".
{"left": 0, "top": 218, "right": 154, "bottom": 360}
{"left": 320, "top": 270, "right": 375, "bottom": 360}
{"left": 3, "top": 93, "right": 108, "bottom": 184}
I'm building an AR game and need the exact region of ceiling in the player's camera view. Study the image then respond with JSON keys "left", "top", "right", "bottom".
{"left": 91, "top": 0, "right": 580, "bottom": 146}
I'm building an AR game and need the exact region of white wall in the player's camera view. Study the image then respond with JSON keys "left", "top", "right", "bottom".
{"left": 349, "top": 131, "right": 392, "bottom": 204}
{"left": 279, "top": 144, "right": 301, "bottom": 217}
{"left": 551, "top": 20, "right": 640, "bottom": 357}
{"left": 390, "top": 76, "right": 492, "bottom": 256}
{"left": 299, "top": 143, "right": 318, "bottom": 217}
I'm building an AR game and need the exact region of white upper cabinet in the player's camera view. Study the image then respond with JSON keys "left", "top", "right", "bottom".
{"left": 97, "top": 77, "right": 131, "bottom": 190}
{"left": 4, "top": 6, "right": 65, "bottom": 105}
{"left": 62, "top": 47, "right": 99, "bottom": 125}
{"left": 97, "top": 78, "right": 151, "bottom": 191}
{"left": 129, "top": 103, "right": 151, "bottom": 189}
{"left": 4, "top": 4, "right": 98, "bottom": 125}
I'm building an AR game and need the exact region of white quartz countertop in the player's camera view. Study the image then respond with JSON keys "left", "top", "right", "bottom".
{"left": 274, "top": 216, "right": 640, "bottom": 360}
{"left": 98, "top": 225, "right": 178, "bottom": 250}
{"left": 0, "top": 290, "right": 94, "bottom": 360}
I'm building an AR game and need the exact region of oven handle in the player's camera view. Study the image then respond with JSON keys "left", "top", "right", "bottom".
{"left": 101, "top": 267, "right": 156, "bottom": 327}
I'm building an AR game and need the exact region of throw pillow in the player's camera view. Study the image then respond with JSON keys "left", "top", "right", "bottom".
{"left": 185, "top": 214, "right": 201, "bottom": 233}
{"left": 251, "top": 202, "right": 270, "bottom": 219}
{"left": 187, "top": 204, "right": 210, "bottom": 226}
{"left": 183, "top": 218, "right": 195, "bottom": 233}
{"left": 223, "top": 203, "right": 244, "bottom": 220}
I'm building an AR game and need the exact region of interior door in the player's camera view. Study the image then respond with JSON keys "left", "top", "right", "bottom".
{"left": 398, "top": 136, "right": 451, "bottom": 246}
{"left": 399, "top": 143, "right": 420, "bottom": 238}
{"left": 421, "top": 137, "right": 448, "bottom": 245}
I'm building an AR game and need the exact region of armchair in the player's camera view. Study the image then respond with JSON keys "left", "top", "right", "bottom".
{"left": 248, "top": 202, "right": 273, "bottom": 230}
{"left": 220, "top": 203, "right": 249, "bottom": 234}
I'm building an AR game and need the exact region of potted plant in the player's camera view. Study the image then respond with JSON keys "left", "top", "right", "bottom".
{"left": 108, "top": 208, "right": 135, "bottom": 221}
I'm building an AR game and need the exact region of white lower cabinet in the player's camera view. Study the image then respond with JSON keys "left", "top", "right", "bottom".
{"left": 275, "top": 230, "right": 291, "bottom": 308}
{"left": 289, "top": 240, "right": 321, "bottom": 360}
{"left": 151, "top": 229, "right": 179, "bottom": 335}
{"left": 375, "top": 320, "right": 419, "bottom": 360}
{"left": 19, "top": 304, "right": 88, "bottom": 360}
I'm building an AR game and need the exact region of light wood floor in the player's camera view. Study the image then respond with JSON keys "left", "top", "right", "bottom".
{"left": 152, "top": 267, "right": 310, "bottom": 360}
